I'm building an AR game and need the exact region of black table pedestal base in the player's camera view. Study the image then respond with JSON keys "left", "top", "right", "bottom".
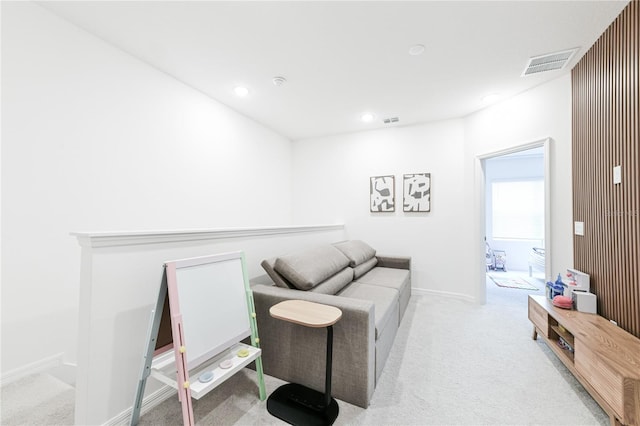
{"left": 267, "top": 383, "right": 339, "bottom": 426}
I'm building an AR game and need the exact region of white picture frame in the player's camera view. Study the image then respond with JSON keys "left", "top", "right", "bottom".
{"left": 403, "top": 173, "right": 431, "bottom": 212}
{"left": 370, "top": 175, "right": 395, "bottom": 212}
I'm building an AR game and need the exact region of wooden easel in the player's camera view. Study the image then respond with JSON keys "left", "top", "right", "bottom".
{"left": 129, "top": 252, "right": 266, "bottom": 426}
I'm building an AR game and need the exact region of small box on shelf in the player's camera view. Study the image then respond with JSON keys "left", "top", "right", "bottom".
{"left": 562, "top": 268, "right": 590, "bottom": 295}
{"left": 572, "top": 290, "right": 597, "bottom": 314}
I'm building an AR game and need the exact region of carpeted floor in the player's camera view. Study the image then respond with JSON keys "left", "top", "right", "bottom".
{"left": 1, "top": 373, "right": 74, "bottom": 425}
{"left": 2, "top": 277, "right": 608, "bottom": 425}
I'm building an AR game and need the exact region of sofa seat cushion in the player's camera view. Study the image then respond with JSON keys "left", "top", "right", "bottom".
{"left": 337, "top": 282, "right": 398, "bottom": 339}
{"left": 333, "top": 240, "right": 376, "bottom": 267}
{"left": 275, "top": 245, "right": 350, "bottom": 290}
{"left": 355, "top": 266, "right": 410, "bottom": 291}
{"left": 356, "top": 267, "right": 411, "bottom": 325}
{"left": 309, "top": 267, "right": 354, "bottom": 295}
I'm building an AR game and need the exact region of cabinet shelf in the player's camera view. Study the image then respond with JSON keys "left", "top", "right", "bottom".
{"left": 550, "top": 324, "right": 574, "bottom": 347}
{"left": 549, "top": 323, "right": 575, "bottom": 363}
{"left": 550, "top": 336, "right": 575, "bottom": 363}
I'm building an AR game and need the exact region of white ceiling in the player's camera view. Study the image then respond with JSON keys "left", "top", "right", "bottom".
{"left": 39, "top": 1, "right": 629, "bottom": 141}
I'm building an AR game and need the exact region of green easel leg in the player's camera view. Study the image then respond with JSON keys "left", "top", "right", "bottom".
{"left": 255, "top": 356, "right": 267, "bottom": 400}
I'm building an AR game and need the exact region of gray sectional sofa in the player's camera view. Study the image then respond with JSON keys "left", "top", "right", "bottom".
{"left": 251, "top": 240, "right": 411, "bottom": 408}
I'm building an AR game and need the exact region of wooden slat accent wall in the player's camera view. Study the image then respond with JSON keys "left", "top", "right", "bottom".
{"left": 572, "top": 0, "right": 639, "bottom": 338}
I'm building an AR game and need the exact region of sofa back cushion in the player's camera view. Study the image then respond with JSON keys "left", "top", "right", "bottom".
{"left": 309, "top": 267, "right": 354, "bottom": 294}
{"left": 274, "top": 245, "right": 350, "bottom": 291}
{"left": 333, "top": 240, "right": 376, "bottom": 267}
{"left": 353, "top": 257, "right": 378, "bottom": 279}
{"left": 261, "top": 258, "right": 295, "bottom": 289}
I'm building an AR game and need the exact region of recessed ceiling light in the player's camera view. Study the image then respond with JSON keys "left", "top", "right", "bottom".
{"left": 409, "top": 44, "right": 425, "bottom": 56}
{"left": 234, "top": 86, "right": 249, "bottom": 97}
{"left": 361, "top": 113, "right": 375, "bottom": 123}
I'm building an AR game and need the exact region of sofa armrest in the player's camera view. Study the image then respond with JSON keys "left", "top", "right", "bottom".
{"left": 376, "top": 255, "right": 411, "bottom": 270}
{"left": 251, "top": 284, "right": 376, "bottom": 408}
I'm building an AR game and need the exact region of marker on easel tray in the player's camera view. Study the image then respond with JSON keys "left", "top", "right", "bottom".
{"left": 198, "top": 371, "right": 214, "bottom": 383}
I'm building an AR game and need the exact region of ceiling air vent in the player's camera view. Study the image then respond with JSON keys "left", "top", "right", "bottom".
{"left": 522, "top": 48, "right": 579, "bottom": 76}
{"left": 383, "top": 117, "right": 399, "bottom": 124}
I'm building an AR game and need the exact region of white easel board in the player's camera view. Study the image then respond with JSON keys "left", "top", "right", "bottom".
{"left": 130, "top": 251, "right": 265, "bottom": 426}
{"left": 166, "top": 253, "right": 252, "bottom": 369}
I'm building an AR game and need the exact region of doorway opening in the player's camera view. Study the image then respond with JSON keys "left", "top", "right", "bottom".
{"left": 476, "top": 138, "right": 551, "bottom": 305}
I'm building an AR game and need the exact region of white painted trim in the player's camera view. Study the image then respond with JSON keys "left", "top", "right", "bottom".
{"left": 543, "top": 140, "right": 552, "bottom": 280}
{"left": 476, "top": 138, "right": 549, "bottom": 160}
{"left": 71, "top": 224, "right": 345, "bottom": 248}
{"left": 412, "top": 287, "right": 476, "bottom": 303}
{"left": 0, "top": 353, "right": 64, "bottom": 386}
{"left": 475, "top": 137, "right": 552, "bottom": 305}
{"left": 475, "top": 157, "right": 487, "bottom": 305}
{"left": 49, "top": 362, "right": 77, "bottom": 387}
{"left": 104, "top": 385, "right": 176, "bottom": 426}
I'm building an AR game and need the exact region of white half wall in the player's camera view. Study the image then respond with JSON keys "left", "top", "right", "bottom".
{"left": 292, "top": 120, "right": 468, "bottom": 299}
{"left": 73, "top": 225, "right": 345, "bottom": 425}
{"left": 1, "top": 2, "right": 292, "bottom": 376}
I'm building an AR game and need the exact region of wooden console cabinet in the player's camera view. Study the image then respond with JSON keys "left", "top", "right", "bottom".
{"left": 528, "top": 295, "right": 640, "bottom": 426}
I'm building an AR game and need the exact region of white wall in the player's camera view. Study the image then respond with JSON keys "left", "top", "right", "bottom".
{"left": 1, "top": 2, "right": 293, "bottom": 375}
{"left": 292, "top": 120, "right": 469, "bottom": 299}
{"left": 292, "top": 75, "right": 573, "bottom": 302}
{"left": 464, "top": 75, "right": 574, "bottom": 300}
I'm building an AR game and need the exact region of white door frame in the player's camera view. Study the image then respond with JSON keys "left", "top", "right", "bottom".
{"left": 474, "top": 137, "right": 552, "bottom": 304}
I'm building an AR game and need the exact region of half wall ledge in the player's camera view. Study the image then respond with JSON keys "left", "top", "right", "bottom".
{"left": 71, "top": 224, "right": 345, "bottom": 248}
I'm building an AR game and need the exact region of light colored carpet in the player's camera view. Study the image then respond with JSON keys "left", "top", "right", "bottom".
{"left": 2, "top": 278, "right": 608, "bottom": 425}
{"left": 1, "top": 373, "right": 74, "bottom": 425}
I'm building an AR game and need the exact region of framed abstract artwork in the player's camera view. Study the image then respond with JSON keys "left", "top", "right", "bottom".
{"left": 403, "top": 173, "right": 431, "bottom": 212}
{"left": 370, "top": 175, "right": 395, "bottom": 212}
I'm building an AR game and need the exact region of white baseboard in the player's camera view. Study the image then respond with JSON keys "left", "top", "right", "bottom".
{"left": 49, "top": 362, "right": 77, "bottom": 386}
{"left": 105, "top": 385, "right": 176, "bottom": 426}
{"left": 412, "top": 287, "right": 476, "bottom": 303}
{"left": 0, "top": 353, "right": 65, "bottom": 386}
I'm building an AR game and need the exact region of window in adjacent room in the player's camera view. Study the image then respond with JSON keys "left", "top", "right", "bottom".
{"left": 491, "top": 179, "right": 544, "bottom": 240}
